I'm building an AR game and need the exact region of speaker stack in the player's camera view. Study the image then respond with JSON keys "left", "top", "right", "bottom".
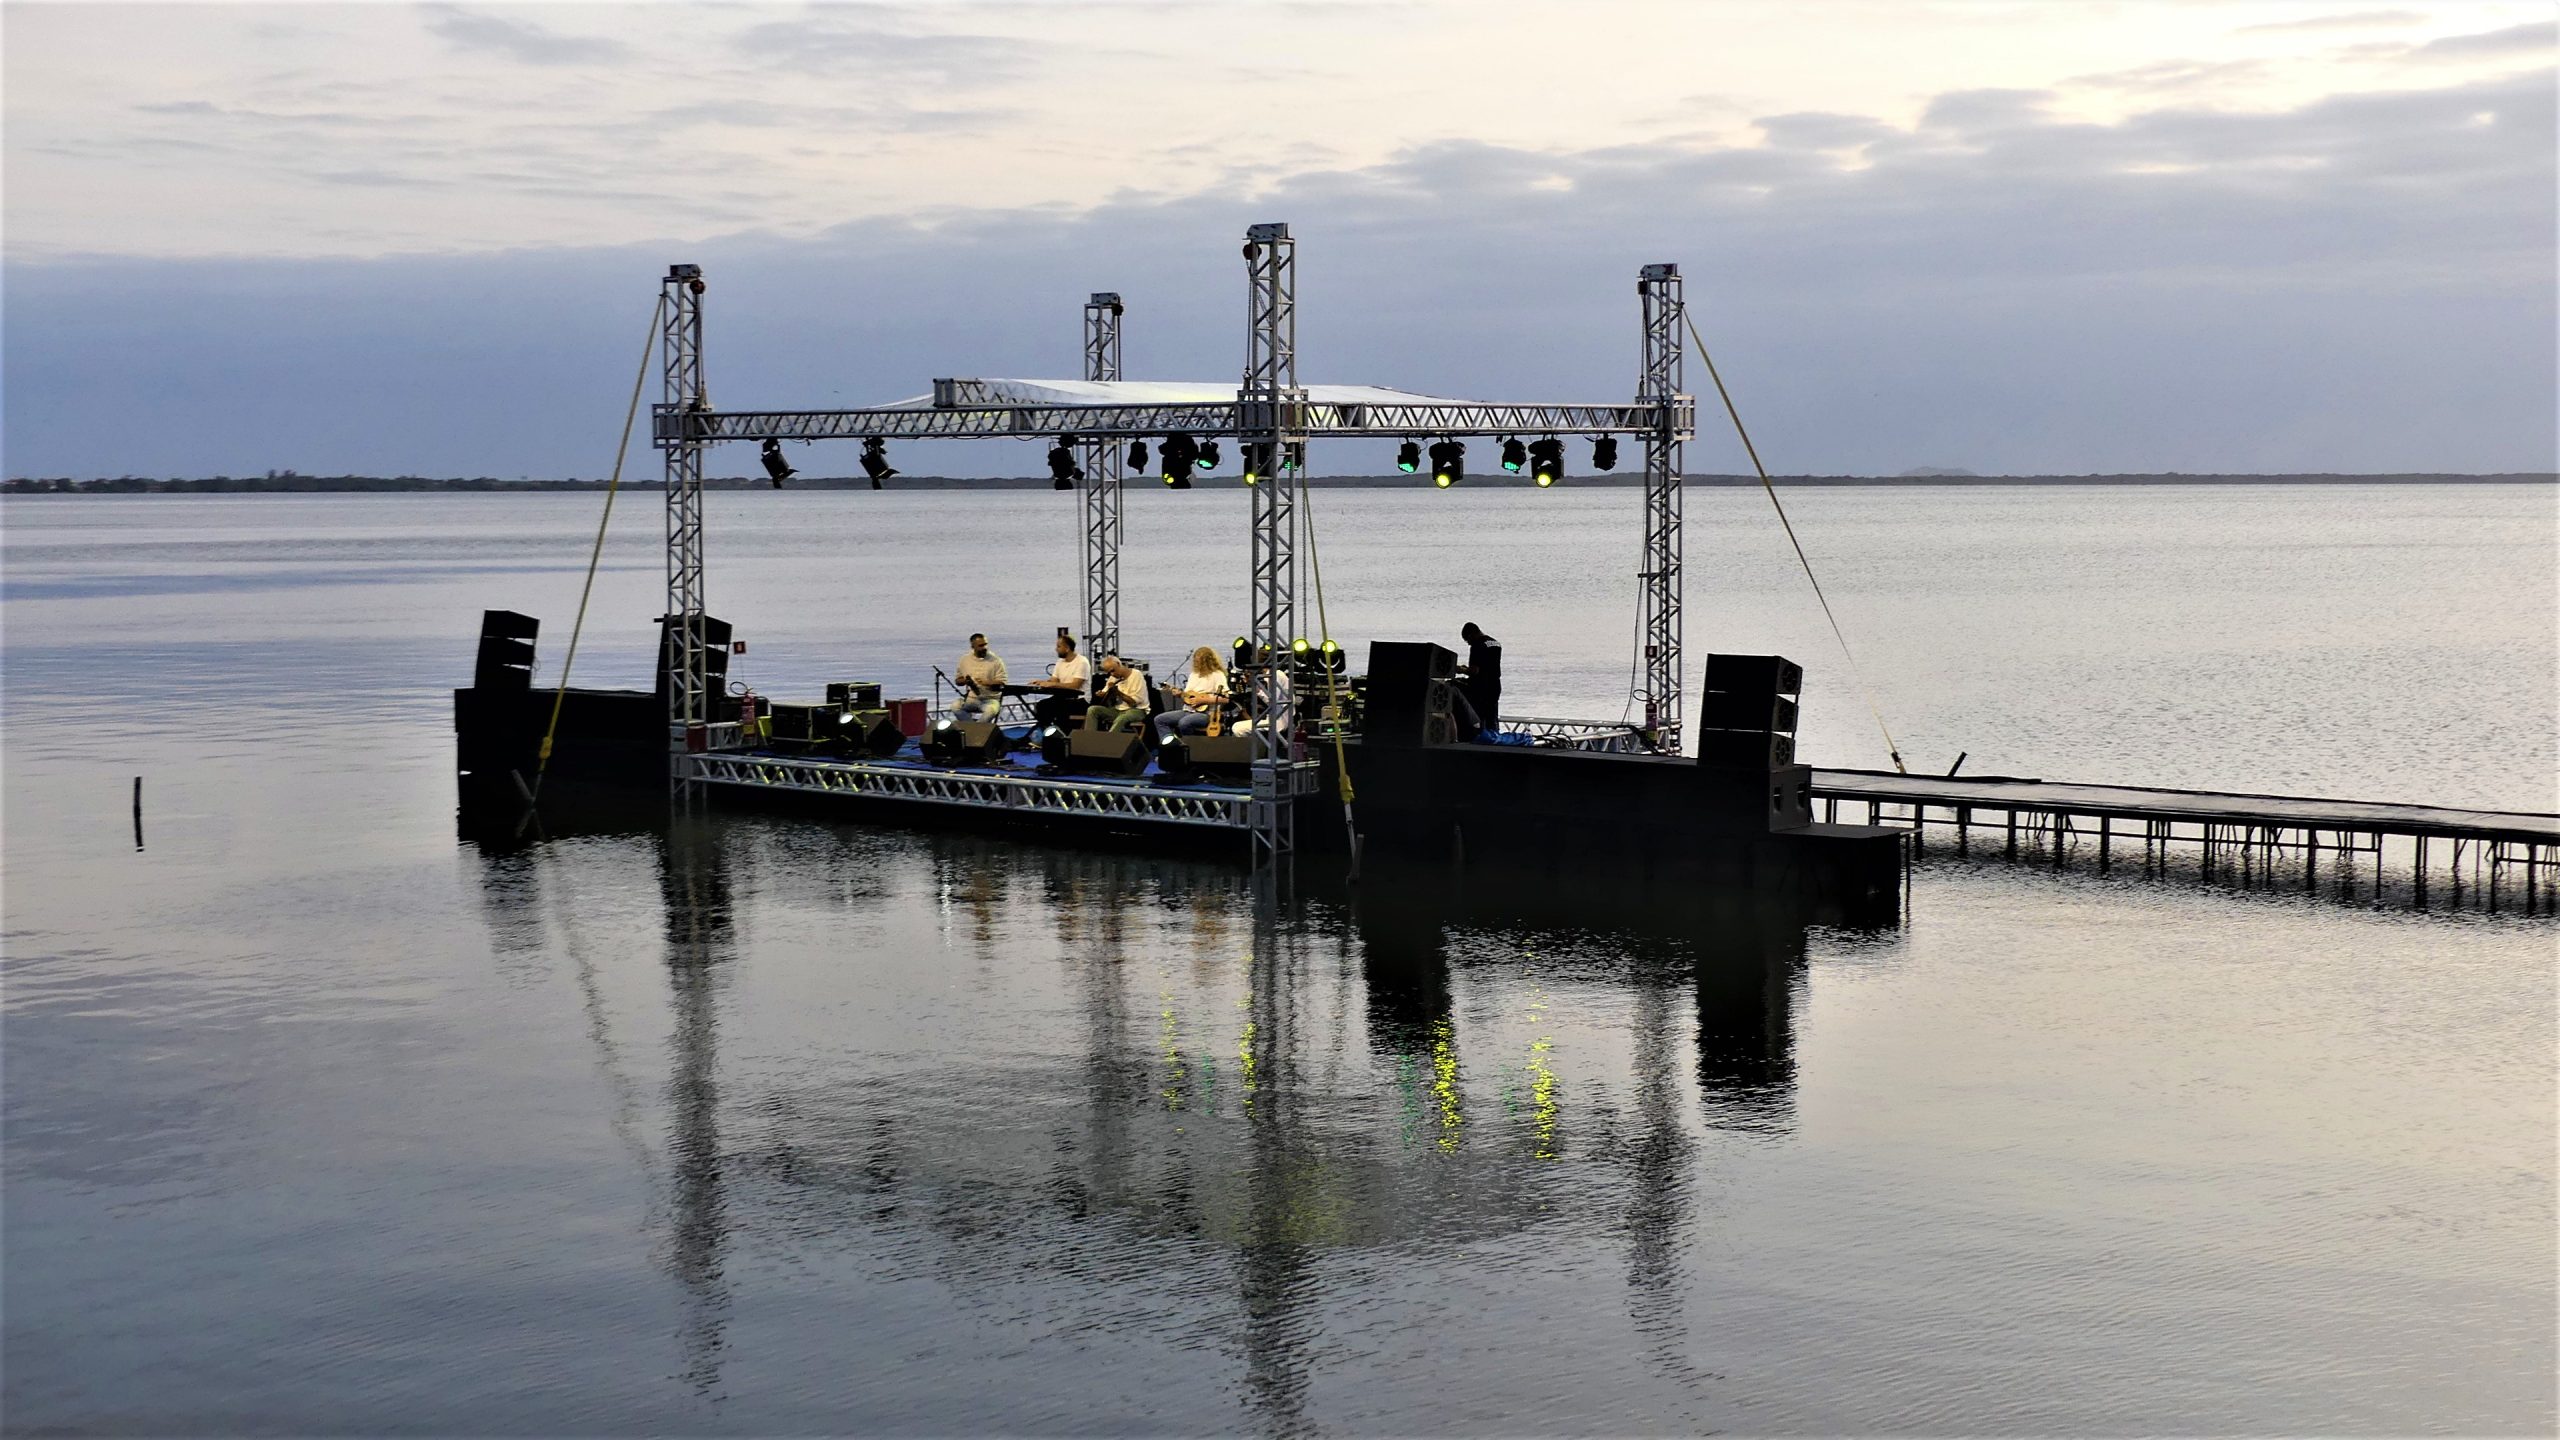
{"left": 654, "top": 613, "right": 733, "bottom": 701}
{"left": 1694, "top": 654, "right": 1802, "bottom": 769}
{"left": 1361, "top": 641, "right": 1458, "bottom": 748}
{"left": 475, "top": 610, "right": 539, "bottom": 693}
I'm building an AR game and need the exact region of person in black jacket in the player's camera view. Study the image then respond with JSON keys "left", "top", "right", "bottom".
{"left": 1456, "top": 622, "right": 1501, "bottom": 740}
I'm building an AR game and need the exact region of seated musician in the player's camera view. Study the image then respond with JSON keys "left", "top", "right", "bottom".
{"left": 1087, "top": 654, "right": 1150, "bottom": 732}
{"left": 954, "top": 632, "right": 1006, "bottom": 722}
{"left": 1154, "top": 646, "right": 1232, "bottom": 742}
{"left": 1029, "top": 631, "right": 1091, "bottom": 731}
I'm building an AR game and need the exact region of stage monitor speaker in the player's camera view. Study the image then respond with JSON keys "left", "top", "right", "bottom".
{"left": 1703, "top": 653, "right": 1803, "bottom": 698}
{"left": 848, "top": 709, "right": 904, "bottom": 757}
{"left": 826, "top": 681, "right": 884, "bottom": 710}
{"left": 1158, "top": 732, "right": 1256, "bottom": 784}
{"left": 922, "top": 718, "right": 1004, "bottom": 766}
{"left": 1697, "top": 690, "right": 1800, "bottom": 734}
{"left": 1362, "top": 641, "right": 1458, "bottom": 749}
{"left": 1694, "top": 728, "right": 1796, "bottom": 769}
{"left": 1064, "top": 727, "right": 1149, "bottom": 776}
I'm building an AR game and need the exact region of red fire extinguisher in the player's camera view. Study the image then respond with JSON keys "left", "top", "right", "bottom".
{"left": 738, "top": 688, "right": 759, "bottom": 739}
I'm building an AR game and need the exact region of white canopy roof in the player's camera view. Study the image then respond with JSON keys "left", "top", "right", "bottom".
{"left": 876, "top": 378, "right": 1472, "bottom": 409}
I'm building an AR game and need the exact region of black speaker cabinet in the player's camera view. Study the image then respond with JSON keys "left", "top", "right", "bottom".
{"left": 1159, "top": 732, "right": 1256, "bottom": 783}
{"left": 847, "top": 709, "right": 903, "bottom": 757}
{"left": 474, "top": 610, "right": 539, "bottom": 692}
{"left": 923, "top": 718, "right": 1004, "bottom": 766}
{"left": 1363, "top": 641, "right": 1458, "bottom": 748}
{"left": 1697, "top": 690, "right": 1800, "bottom": 734}
{"left": 1065, "top": 727, "right": 1149, "bottom": 776}
{"left": 769, "top": 702, "right": 842, "bottom": 752}
{"left": 1695, "top": 728, "right": 1796, "bottom": 769}
{"left": 826, "top": 681, "right": 884, "bottom": 710}
{"left": 1703, "top": 653, "right": 1803, "bottom": 697}
{"left": 655, "top": 613, "right": 733, "bottom": 697}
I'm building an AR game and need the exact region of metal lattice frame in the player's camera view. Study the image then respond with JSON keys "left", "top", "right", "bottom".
{"left": 1080, "top": 293, "right": 1125, "bottom": 660}
{"left": 688, "top": 753, "right": 1251, "bottom": 829}
{"left": 669, "top": 397, "right": 1685, "bottom": 444}
{"left": 1242, "top": 222, "right": 1301, "bottom": 863}
{"left": 1502, "top": 714, "right": 1661, "bottom": 754}
{"left": 1637, "top": 263, "right": 1688, "bottom": 752}
{"left": 659, "top": 264, "right": 708, "bottom": 774}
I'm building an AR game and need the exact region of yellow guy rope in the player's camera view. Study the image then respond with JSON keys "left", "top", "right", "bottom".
{"left": 1293, "top": 464, "right": 1361, "bottom": 849}
{"left": 534, "top": 293, "right": 665, "bottom": 798}
{"left": 1683, "top": 311, "right": 1907, "bottom": 775}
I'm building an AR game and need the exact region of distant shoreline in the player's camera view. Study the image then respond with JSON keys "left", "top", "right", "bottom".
{"left": 4, "top": 472, "right": 2552, "bottom": 494}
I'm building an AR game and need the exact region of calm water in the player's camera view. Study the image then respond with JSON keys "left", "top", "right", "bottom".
{"left": 3, "top": 486, "right": 2554, "bottom": 1434}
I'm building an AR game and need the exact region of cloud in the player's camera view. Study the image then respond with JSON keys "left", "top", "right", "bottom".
{"left": 2408, "top": 19, "right": 2557, "bottom": 60}
{"left": 422, "top": 5, "right": 630, "bottom": 66}
{"left": 2235, "top": 9, "right": 2422, "bottom": 34}
{"left": 723, "top": 12, "right": 1042, "bottom": 80}
{"left": 6, "top": 70, "right": 2551, "bottom": 478}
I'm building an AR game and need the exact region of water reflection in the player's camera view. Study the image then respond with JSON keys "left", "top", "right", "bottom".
{"left": 462, "top": 802, "right": 1855, "bottom": 1423}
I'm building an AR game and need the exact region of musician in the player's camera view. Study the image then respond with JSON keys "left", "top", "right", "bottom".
{"left": 1153, "top": 646, "right": 1232, "bottom": 742}
{"left": 1029, "top": 632, "right": 1091, "bottom": 731}
{"left": 1088, "top": 654, "right": 1151, "bottom": 733}
{"left": 1456, "top": 621, "right": 1502, "bottom": 740}
{"left": 954, "top": 632, "right": 1007, "bottom": 722}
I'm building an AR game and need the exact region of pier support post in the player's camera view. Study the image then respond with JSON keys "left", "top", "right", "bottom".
{"left": 1241, "top": 223, "right": 1302, "bottom": 865}
{"left": 659, "top": 263, "right": 708, "bottom": 786}
{"left": 1635, "top": 263, "right": 1687, "bottom": 753}
{"left": 2098, "top": 815, "right": 2111, "bottom": 873}
{"left": 1080, "top": 293, "right": 1125, "bottom": 661}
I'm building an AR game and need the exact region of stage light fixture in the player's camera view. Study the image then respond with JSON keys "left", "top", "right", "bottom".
{"left": 1243, "top": 441, "right": 1274, "bottom": 484}
{"left": 1196, "top": 440, "right": 1221, "bottom": 471}
{"left": 1429, "top": 439, "right": 1465, "bottom": 487}
{"left": 1592, "top": 436, "right": 1618, "bottom": 471}
{"left": 1500, "top": 437, "right": 1527, "bottom": 473}
{"left": 860, "top": 437, "right": 898, "bottom": 488}
{"left": 1159, "top": 434, "right": 1198, "bottom": 482}
{"left": 1395, "top": 440, "right": 1421, "bottom": 473}
{"left": 1283, "top": 442, "right": 1304, "bottom": 472}
{"left": 1528, "top": 437, "right": 1564, "bottom": 487}
{"left": 759, "top": 438, "right": 796, "bottom": 489}
{"left": 1128, "top": 439, "right": 1150, "bottom": 470}
{"left": 1046, "top": 441, "right": 1084, "bottom": 489}
{"left": 1318, "top": 639, "right": 1345, "bottom": 673}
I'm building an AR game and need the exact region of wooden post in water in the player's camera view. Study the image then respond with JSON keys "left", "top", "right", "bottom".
{"left": 131, "top": 775, "right": 143, "bottom": 852}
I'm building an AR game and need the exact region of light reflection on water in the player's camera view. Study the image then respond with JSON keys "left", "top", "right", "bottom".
{"left": 3, "top": 491, "right": 2552, "bottom": 1433}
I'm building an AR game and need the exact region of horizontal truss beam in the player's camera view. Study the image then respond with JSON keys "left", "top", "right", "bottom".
{"left": 657, "top": 399, "right": 1694, "bottom": 445}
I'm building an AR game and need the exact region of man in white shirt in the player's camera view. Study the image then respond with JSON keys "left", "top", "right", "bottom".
{"left": 954, "top": 633, "right": 1007, "bottom": 722}
{"left": 1029, "top": 632, "right": 1092, "bottom": 732}
{"left": 1089, "top": 654, "right": 1150, "bottom": 733}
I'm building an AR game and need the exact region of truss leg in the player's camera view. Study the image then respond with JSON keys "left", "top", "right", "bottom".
{"left": 1637, "top": 263, "right": 1687, "bottom": 753}
{"left": 659, "top": 264, "right": 708, "bottom": 787}
{"left": 1080, "top": 292, "right": 1125, "bottom": 661}
{"left": 1242, "top": 223, "right": 1301, "bottom": 866}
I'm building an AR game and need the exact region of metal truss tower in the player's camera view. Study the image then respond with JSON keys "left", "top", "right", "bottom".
{"left": 660, "top": 263, "right": 709, "bottom": 776}
{"left": 1241, "top": 223, "right": 1303, "bottom": 864}
{"left": 1636, "top": 263, "right": 1688, "bottom": 753}
{"left": 1080, "top": 292, "right": 1125, "bottom": 661}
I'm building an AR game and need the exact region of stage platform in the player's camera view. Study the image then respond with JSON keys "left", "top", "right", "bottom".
{"left": 686, "top": 741, "right": 1284, "bottom": 833}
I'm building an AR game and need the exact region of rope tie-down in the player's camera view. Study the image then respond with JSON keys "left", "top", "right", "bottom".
{"left": 1684, "top": 312, "right": 1907, "bottom": 775}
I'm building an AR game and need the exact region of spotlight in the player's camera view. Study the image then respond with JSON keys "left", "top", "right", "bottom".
{"left": 1291, "top": 637, "right": 1310, "bottom": 660}
{"left": 1196, "top": 440, "right": 1221, "bottom": 472}
{"left": 1429, "top": 439, "right": 1465, "bottom": 487}
{"left": 1046, "top": 440, "right": 1084, "bottom": 489}
{"left": 1500, "top": 437, "right": 1527, "bottom": 473}
{"left": 1318, "top": 638, "right": 1345, "bottom": 673}
{"left": 1283, "top": 441, "right": 1304, "bottom": 472}
{"left": 1128, "top": 439, "right": 1150, "bottom": 470}
{"left": 1037, "top": 722, "right": 1072, "bottom": 767}
{"left": 1395, "top": 439, "right": 1421, "bottom": 473}
{"left": 1592, "top": 436, "right": 1619, "bottom": 471}
{"left": 1528, "top": 437, "right": 1564, "bottom": 487}
{"left": 1243, "top": 441, "right": 1274, "bottom": 484}
{"left": 860, "top": 437, "right": 898, "bottom": 488}
{"left": 1232, "top": 636, "right": 1253, "bottom": 672}
{"left": 759, "top": 438, "right": 796, "bottom": 489}
{"left": 1159, "top": 434, "right": 1197, "bottom": 482}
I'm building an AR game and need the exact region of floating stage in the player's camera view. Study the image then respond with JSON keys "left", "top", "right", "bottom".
{"left": 458, "top": 220, "right": 2554, "bottom": 924}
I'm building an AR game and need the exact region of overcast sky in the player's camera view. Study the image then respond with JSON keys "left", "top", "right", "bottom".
{"left": 4, "top": 0, "right": 2553, "bottom": 478}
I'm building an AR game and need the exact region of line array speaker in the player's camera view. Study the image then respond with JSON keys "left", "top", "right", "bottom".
{"left": 475, "top": 609, "right": 539, "bottom": 692}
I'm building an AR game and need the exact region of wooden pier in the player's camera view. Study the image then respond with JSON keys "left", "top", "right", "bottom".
{"left": 1808, "top": 769, "right": 2559, "bottom": 911}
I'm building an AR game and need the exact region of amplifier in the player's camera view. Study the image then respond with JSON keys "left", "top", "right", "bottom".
{"left": 1694, "top": 727, "right": 1795, "bottom": 769}
{"left": 1697, "top": 690, "right": 1799, "bottom": 734}
{"left": 768, "top": 702, "right": 840, "bottom": 746}
{"left": 826, "top": 680, "right": 883, "bottom": 709}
